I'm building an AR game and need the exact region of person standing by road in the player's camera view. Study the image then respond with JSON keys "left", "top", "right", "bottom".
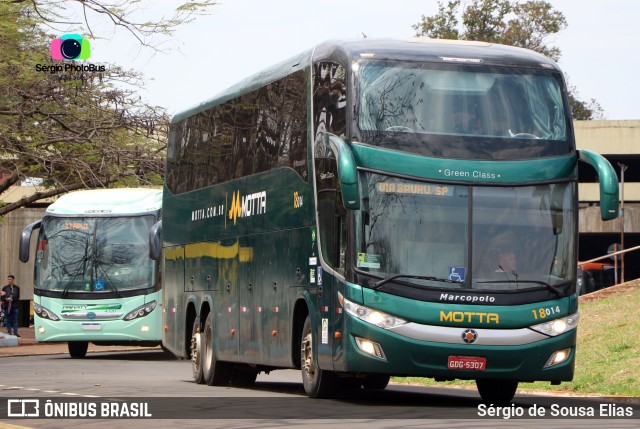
{"left": 2, "top": 275, "right": 20, "bottom": 337}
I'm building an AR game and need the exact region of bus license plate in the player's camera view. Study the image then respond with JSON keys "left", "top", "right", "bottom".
{"left": 81, "top": 323, "right": 102, "bottom": 331}
{"left": 448, "top": 356, "right": 486, "bottom": 371}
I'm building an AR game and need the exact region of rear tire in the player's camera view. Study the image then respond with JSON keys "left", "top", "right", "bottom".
{"left": 300, "top": 315, "right": 337, "bottom": 398}
{"left": 191, "top": 318, "right": 205, "bottom": 384}
{"left": 68, "top": 341, "right": 88, "bottom": 358}
{"left": 476, "top": 379, "right": 518, "bottom": 403}
{"left": 202, "top": 313, "right": 232, "bottom": 386}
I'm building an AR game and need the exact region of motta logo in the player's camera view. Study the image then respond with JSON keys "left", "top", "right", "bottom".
{"left": 227, "top": 191, "right": 267, "bottom": 225}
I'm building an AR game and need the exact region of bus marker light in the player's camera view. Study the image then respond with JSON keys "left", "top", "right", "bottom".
{"left": 334, "top": 332, "right": 341, "bottom": 340}
{"left": 272, "top": 330, "right": 278, "bottom": 336}
{"left": 164, "top": 325, "right": 169, "bottom": 332}
{"left": 230, "top": 329, "right": 236, "bottom": 335}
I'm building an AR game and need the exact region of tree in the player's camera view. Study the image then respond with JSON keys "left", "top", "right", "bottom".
{"left": 0, "top": 1, "right": 214, "bottom": 216}
{"left": 14, "top": 0, "right": 215, "bottom": 48}
{"left": 412, "top": 0, "right": 601, "bottom": 119}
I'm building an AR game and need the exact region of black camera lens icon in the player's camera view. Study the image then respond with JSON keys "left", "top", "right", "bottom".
{"left": 61, "top": 38, "right": 82, "bottom": 60}
{"left": 51, "top": 34, "right": 91, "bottom": 61}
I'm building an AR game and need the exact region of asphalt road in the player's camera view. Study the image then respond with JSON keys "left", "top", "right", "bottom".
{"left": 0, "top": 349, "right": 638, "bottom": 428}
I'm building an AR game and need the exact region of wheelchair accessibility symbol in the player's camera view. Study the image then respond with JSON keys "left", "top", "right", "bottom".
{"left": 449, "top": 267, "right": 466, "bottom": 282}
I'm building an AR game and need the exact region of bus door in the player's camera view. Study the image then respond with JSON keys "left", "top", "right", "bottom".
{"left": 315, "top": 162, "right": 348, "bottom": 369}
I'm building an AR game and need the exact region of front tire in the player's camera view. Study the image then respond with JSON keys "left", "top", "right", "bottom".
{"left": 68, "top": 341, "right": 88, "bottom": 358}
{"left": 476, "top": 379, "right": 518, "bottom": 403}
{"left": 202, "top": 313, "right": 232, "bottom": 386}
{"left": 301, "top": 315, "right": 337, "bottom": 398}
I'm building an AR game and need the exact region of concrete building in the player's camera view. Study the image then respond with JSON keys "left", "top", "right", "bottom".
{"left": 575, "top": 120, "right": 640, "bottom": 282}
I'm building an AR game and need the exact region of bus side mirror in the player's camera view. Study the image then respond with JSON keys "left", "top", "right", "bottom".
{"left": 325, "top": 133, "right": 360, "bottom": 210}
{"left": 149, "top": 220, "right": 162, "bottom": 261}
{"left": 578, "top": 149, "right": 619, "bottom": 221}
{"left": 19, "top": 220, "right": 41, "bottom": 263}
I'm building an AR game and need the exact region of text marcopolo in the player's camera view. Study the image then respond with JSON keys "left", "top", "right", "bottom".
{"left": 440, "top": 293, "right": 496, "bottom": 303}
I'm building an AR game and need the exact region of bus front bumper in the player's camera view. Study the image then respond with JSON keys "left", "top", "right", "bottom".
{"left": 34, "top": 312, "right": 162, "bottom": 344}
{"left": 339, "top": 318, "right": 576, "bottom": 382}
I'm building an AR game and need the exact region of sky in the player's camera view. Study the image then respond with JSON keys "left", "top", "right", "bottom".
{"left": 80, "top": 0, "right": 640, "bottom": 120}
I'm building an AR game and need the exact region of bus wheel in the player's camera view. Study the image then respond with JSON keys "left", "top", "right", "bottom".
{"left": 68, "top": 341, "right": 88, "bottom": 358}
{"left": 300, "top": 315, "right": 337, "bottom": 398}
{"left": 202, "top": 313, "right": 232, "bottom": 386}
{"left": 476, "top": 379, "right": 518, "bottom": 403}
{"left": 191, "top": 318, "right": 205, "bottom": 384}
{"left": 230, "top": 365, "right": 258, "bottom": 387}
{"left": 362, "top": 374, "right": 390, "bottom": 390}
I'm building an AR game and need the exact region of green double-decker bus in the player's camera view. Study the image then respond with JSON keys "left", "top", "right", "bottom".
{"left": 161, "top": 38, "right": 619, "bottom": 401}
{"left": 20, "top": 188, "right": 163, "bottom": 358}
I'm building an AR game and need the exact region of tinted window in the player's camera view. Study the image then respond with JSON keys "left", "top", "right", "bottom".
{"left": 167, "top": 69, "right": 309, "bottom": 194}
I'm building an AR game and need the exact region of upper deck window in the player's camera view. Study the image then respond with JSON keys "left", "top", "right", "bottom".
{"left": 353, "top": 60, "right": 572, "bottom": 160}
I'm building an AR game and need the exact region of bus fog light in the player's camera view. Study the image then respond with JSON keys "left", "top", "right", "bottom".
{"left": 545, "top": 348, "right": 571, "bottom": 368}
{"left": 355, "top": 337, "right": 386, "bottom": 360}
{"left": 38, "top": 326, "right": 45, "bottom": 334}
{"left": 141, "top": 325, "right": 150, "bottom": 332}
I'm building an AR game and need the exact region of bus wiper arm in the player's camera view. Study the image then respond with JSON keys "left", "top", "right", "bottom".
{"left": 373, "top": 274, "right": 461, "bottom": 290}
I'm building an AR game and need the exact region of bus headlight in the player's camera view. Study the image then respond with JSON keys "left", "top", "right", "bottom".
{"left": 124, "top": 301, "right": 157, "bottom": 321}
{"left": 338, "top": 292, "right": 407, "bottom": 330}
{"left": 530, "top": 312, "right": 579, "bottom": 336}
{"left": 33, "top": 303, "right": 60, "bottom": 321}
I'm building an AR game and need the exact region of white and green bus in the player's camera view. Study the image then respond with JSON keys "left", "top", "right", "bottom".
{"left": 161, "top": 39, "right": 619, "bottom": 402}
{"left": 20, "top": 188, "right": 163, "bottom": 358}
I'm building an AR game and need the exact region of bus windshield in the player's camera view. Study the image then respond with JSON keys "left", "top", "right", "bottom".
{"left": 34, "top": 216, "right": 156, "bottom": 293}
{"left": 355, "top": 173, "right": 576, "bottom": 293}
{"left": 354, "top": 60, "right": 571, "bottom": 160}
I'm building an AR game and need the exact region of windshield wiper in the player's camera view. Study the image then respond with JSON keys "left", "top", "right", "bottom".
{"left": 476, "top": 279, "right": 563, "bottom": 296}
{"left": 373, "top": 274, "right": 462, "bottom": 290}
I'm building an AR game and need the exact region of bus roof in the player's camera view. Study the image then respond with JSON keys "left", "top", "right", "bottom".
{"left": 45, "top": 188, "right": 162, "bottom": 216}
{"left": 172, "top": 38, "right": 559, "bottom": 123}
